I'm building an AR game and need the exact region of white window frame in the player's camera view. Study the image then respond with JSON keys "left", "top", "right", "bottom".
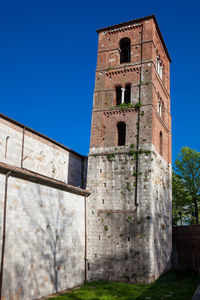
{"left": 158, "top": 100, "right": 162, "bottom": 117}
{"left": 156, "top": 56, "right": 163, "bottom": 79}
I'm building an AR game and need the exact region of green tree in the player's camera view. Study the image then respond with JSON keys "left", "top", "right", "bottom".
{"left": 172, "top": 172, "right": 192, "bottom": 225}
{"left": 173, "top": 146, "right": 200, "bottom": 224}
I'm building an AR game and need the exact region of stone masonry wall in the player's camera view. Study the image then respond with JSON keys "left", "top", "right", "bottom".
{"left": 146, "top": 146, "right": 172, "bottom": 280}
{"left": 87, "top": 143, "right": 172, "bottom": 283}
{"left": 0, "top": 115, "right": 87, "bottom": 188}
{"left": 0, "top": 114, "right": 88, "bottom": 299}
{"left": 0, "top": 175, "right": 86, "bottom": 300}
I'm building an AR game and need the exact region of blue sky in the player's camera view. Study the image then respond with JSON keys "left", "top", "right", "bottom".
{"left": 0, "top": 0, "right": 199, "bottom": 162}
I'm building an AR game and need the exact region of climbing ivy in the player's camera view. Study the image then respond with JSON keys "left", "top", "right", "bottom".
{"left": 107, "top": 153, "right": 115, "bottom": 162}
{"left": 104, "top": 225, "right": 109, "bottom": 231}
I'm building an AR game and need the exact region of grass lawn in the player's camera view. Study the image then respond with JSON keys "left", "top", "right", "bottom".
{"left": 48, "top": 271, "right": 200, "bottom": 300}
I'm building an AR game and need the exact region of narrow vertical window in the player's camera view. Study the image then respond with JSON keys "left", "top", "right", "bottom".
{"left": 117, "top": 122, "right": 126, "bottom": 146}
{"left": 5, "top": 136, "right": 10, "bottom": 159}
{"left": 156, "top": 56, "right": 163, "bottom": 79}
{"left": 158, "top": 100, "right": 162, "bottom": 117}
{"left": 159, "top": 131, "right": 163, "bottom": 156}
{"left": 124, "top": 84, "right": 131, "bottom": 104}
{"left": 116, "top": 86, "right": 122, "bottom": 105}
{"left": 120, "top": 38, "right": 131, "bottom": 63}
{"left": 156, "top": 57, "right": 159, "bottom": 71}
{"left": 160, "top": 65, "right": 163, "bottom": 79}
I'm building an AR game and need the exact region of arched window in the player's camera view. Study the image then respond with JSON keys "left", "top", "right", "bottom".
{"left": 159, "top": 131, "right": 163, "bottom": 156}
{"left": 124, "top": 84, "right": 131, "bottom": 104}
{"left": 116, "top": 85, "right": 122, "bottom": 105}
{"left": 5, "top": 136, "right": 10, "bottom": 159}
{"left": 117, "top": 122, "right": 126, "bottom": 146}
{"left": 120, "top": 38, "right": 131, "bottom": 64}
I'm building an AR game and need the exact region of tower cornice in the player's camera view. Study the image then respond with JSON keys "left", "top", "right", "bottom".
{"left": 96, "top": 15, "right": 171, "bottom": 63}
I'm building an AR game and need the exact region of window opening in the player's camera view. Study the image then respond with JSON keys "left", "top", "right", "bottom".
{"left": 158, "top": 100, "right": 162, "bottom": 117}
{"left": 121, "top": 88, "right": 125, "bottom": 104}
{"left": 116, "top": 86, "right": 122, "bottom": 105}
{"left": 124, "top": 84, "right": 131, "bottom": 104}
{"left": 5, "top": 136, "right": 10, "bottom": 159}
{"left": 156, "top": 56, "right": 163, "bottom": 79}
{"left": 117, "top": 122, "right": 126, "bottom": 146}
{"left": 120, "top": 38, "right": 131, "bottom": 63}
{"left": 159, "top": 131, "right": 163, "bottom": 156}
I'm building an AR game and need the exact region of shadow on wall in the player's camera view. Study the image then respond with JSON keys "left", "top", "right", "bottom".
{"left": 153, "top": 215, "right": 172, "bottom": 275}
{"left": 2, "top": 179, "right": 85, "bottom": 300}
{"left": 87, "top": 212, "right": 171, "bottom": 284}
{"left": 67, "top": 152, "right": 87, "bottom": 189}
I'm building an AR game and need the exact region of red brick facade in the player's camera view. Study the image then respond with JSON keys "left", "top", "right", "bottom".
{"left": 90, "top": 15, "right": 171, "bottom": 163}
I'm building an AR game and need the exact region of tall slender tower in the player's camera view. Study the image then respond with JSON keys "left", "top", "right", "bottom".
{"left": 87, "top": 15, "right": 172, "bottom": 283}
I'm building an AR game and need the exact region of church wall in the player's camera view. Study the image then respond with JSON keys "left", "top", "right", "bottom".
{"left": 22, "top": 132, "right": 70, "bottom": 183}
{"left": 0, "top": 115, "right": 87, "bottom": 188}
{"left": 0, "top": 173, "right": 5, "bottom": 269}
{"left": 0, "top": 176, "right": 86, "bottom": 300}
{"left": 0, "top": 118, "right": 23, "bottom": 168}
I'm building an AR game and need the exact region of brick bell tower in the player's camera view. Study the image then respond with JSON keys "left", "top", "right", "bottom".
{"left": 87, "top": 15, "right": 172, "bottom": 283}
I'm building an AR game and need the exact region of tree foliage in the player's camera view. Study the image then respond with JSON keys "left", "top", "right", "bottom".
{"left": 173, "top": 146, "right": 200, "bottom": 225}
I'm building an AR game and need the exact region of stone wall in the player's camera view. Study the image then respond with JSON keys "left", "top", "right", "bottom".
{"left": 0, "top": 114, "right": 88, "bottom": 299}
{"left": 0, "top": 175, "right": 86, "bottom": 300}
{"left": 0, "top": 114, "right": 87, "bottom": 188}
{"left": 87, "top": 144, "right": 172, "bottom": 283}
{"left": 147, "top": 146, "right": 172, "bottom": 280}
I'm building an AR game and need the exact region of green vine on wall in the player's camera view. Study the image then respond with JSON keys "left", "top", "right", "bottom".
{"left": 107, "top": 153, "right": 115, "bottom": 162}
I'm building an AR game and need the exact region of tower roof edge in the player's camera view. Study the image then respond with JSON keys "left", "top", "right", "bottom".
{"left": 96, "top": 15, "right": 171, "bottom": 63}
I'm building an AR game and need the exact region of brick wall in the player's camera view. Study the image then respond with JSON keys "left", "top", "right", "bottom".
{"left": 90, "top": 16, "right": 171, "bottom": 163}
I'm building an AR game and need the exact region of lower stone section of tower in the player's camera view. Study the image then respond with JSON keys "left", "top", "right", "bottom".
{"left": 87, "top": 143, "right": 172, "bottom": 283}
